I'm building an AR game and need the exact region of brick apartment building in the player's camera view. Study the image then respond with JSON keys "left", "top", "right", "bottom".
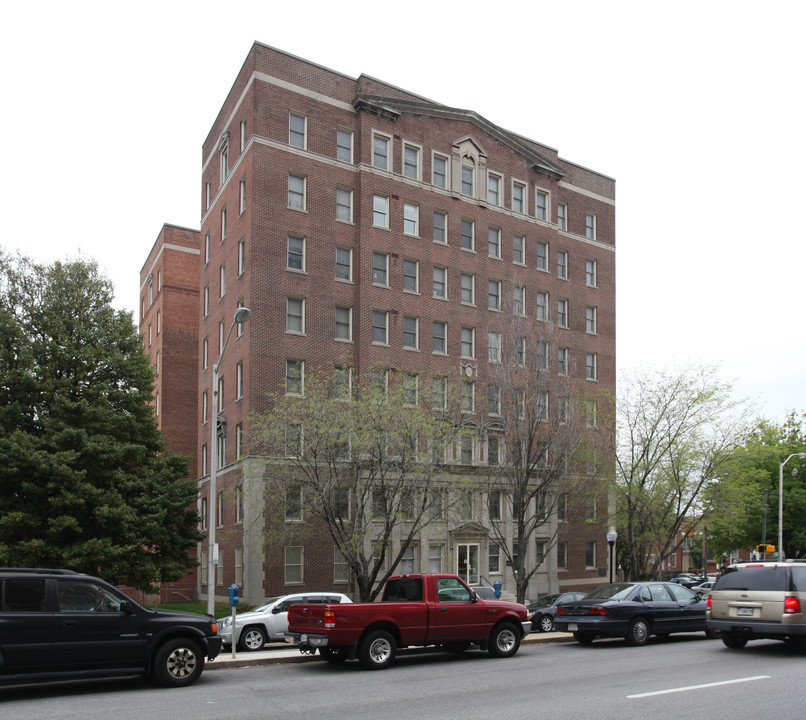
{"left": 139, "top": 224, "right": 200, "bottom": 602}
{"left": 144, "top": 43, "right": 616, "bottom": 606}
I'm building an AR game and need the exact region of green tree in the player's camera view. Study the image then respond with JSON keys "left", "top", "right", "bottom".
{"left": 614, "top": 363, "right": 751, "bottom": 580}
{"left": 250, "top": 367, "right": 463, "bottom": 602}
{"left": 0, "top": 252, "right": 202, "bottom": 590}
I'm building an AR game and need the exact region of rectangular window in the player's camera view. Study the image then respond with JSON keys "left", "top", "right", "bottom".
{"left": 488, "top": 332, "right": 501, "bottom": 363}
{"left": 337, "top": 128, "right": 353, "bottom": 163}
{"left": 403, "top": 259, "right": 419, "bottom": 293}
{"left": 537, "top": 241, "right": 548, "bottom": 272}
{"left": 236, "top": 362, "right": 244, "bottom": 399}
{"left": 461, "top": 273, "right": 475, "bottom": 305}
{"left": 334, "top": 365, "right": 352, "bottom": 400}
{"left": 219, "top": 264, "right": 226, "bottom": 298}
{"left": 488, "top": 227, "right": 501, "bottom": 259}
{"left": 336, "top": 187, "right": 353, "bottom": 222}
{"left": 372, "top": 310, "right": 389, "bottom": 345}
{"left": 487, "top": 437, "right": 500, "bottom": 467}
{"left": 217, "top": 491, "right": 224, "bottom": 526}
{"left": 586, "top": 213, "right": 596, "bottom": 240}
{"left": 487, "top": 173, "right": 501, "bottom": 205}
{"left": 513, "top": 235, "right": 525, "bottom": 265}
{"left": 289, "top": 112, "right": 306, "bottom": 149}
{"left": 586, "top": 399, "right": 598, "bottom": 427}
{"left": 433, "top": 154, "right": 448, "bottom": 188}
{"left": 336, "top": 247, "right": 352, "bottom": 282}
{"left": 488, "top": 280, "right": 501, "bottom": 311}
{"left": 537, "top": 391, "right": 548, "bottom": 420}
{"left": 403, "top": 144, "right": 420, "bottom": 179}
{"left": 403, "top": 316, "right": 419, "bottom": 349}
{"left": 586, "top": 306, "right": 598, "bottom": 334}
{"left": 372, "top": 251, "right": 389, "bottom": 286}
{"left": 373, "top": 133, "right": 390, "bottom": 170}
{"left": 433, "top": 211, "right": 447, "bottom": 244}
{"left": 335, "top": 306, "right": 352, "bottom": 341}
{"left": 433, "top": 266, "right": 447, "bottom": 299}
{"left": 372, "top": 368, "right": 388, "bottom": 397}
{"left": 558, "top": 250, "right": 568, "bottom": 279}
{"left": 403, "top": 202, "right": 419, "bottom": 235}
{"left": 461, "top": 326, "right": 475, "bottom": 359}
{"left": 557, "top": 203, "right": 567, "bottom": 231}
{"left": 286, "top": 297, "right": 305, "bottom": 334}
{"left": 220, "top": 143, "right": 229, "bottom": 183}
{"left": 515, "top": 336, "right": 526, "bottom": 366}
{"left": 586, "top": 259, "right": 597, "bottom": 287}
{"left": 557, "top": 542, "right": 567, "bottom": 570}
{"left": 461, "top": 380, "right": 475, "bottom": 413}
{"left": 460, "top": 438, "right": 473, "bottom": 466}
{"left": 461, "top": 219, "right": 474, "bottom": 251}
{"left": 537, "top": 291, "right": 549, "bottom": 321}
{"left": 238, "top": 238, "right": 245, "bottom": 276}
{"left": 513, "top": 284, "right": 525, "bottom": 316}
{"left": 512, "top": 181, "right": 525, "bottom": 213}
{"left": 286, "top": 360, "right": 304, "bottom": 395}
{"left": 235, "top": 546, "right": 244, "bottom": 584}
{"left": 239, "top": 180, "right": 246, "bottom": 214}
{"left": 285, "top": 424, "right": 302, "bottom": 458}
{"left": 403, "top": 373, "right": 418, "bottom": 405}
{"left": 536, "top": 190, "right": 548, "bottom": 221}
{"left": 586, "top": 353, "right": 598, "bottom": 381}
{"left": 461, "top": 165, "right": 474, "bottom": 196}
{"left": 428, "top": 545, "right": 443, "bottom": 573}
{"left": 585, "top": 541, "right": 596, "bottom": 568}
{"left": 558, "top": 347, "right": 569, "bottom": 376}
{"left": 432, "top": 377, "right": 447, "bottom": 411}
{"left": 205, "top": 183, "right": 211, "bottom": 212}
{"left": 285, "top": 546, "right": 303, "bottom": 583}
{"left": 202, "top": 337, "right": 209, "bottom": 371}
{"left": 221, "top": 208, "right": 227, "bottom": 241}
{"left": 489, "top": 543, "right": 501, "bottom": 573}
{"left": 537, "top": 340, "right": 549, "bottom": 371}
{"left": 557, "top": 299, "right": 568, "bottom": 328}
{"left": 202, "top": 390, "right": 208, "bottom": 424}
{"left": 433, "top": 321, "right": 447, "bottom": 354}
{"left": 240, "top": 119, "right": 247, "bottom": 152}
{"left": 288, "top": 174, "right": 306, "bottom": 210}
{"left": 373, "top": 195, "right": 389, "bottom": 228}
{"left": 287, "top": 235, "right": 305, "bottom": 272}
{"left": 236, "top": 424, "right": 244, "bottom": 460}
{"left": 488, "top": 385, "right": 501, "bottom": 415}
{"left": 204, "top": 233, "right": 210, "bottom": 264}
{"left": 334, "top": 549, "right": 350, "bottom": 583}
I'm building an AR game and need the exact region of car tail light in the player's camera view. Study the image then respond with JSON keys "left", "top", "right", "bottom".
{"left": 324, "top": 610, "right": 336, "bottom": 628}
{"left": 589, "top": 605, "right": 610, "bottom": 616}
{"left": 706, "top": 595, "right": 712, "bottom": 610}
{"left": 784, "top": 596, "right": 801, "bottom": 614}
{"left": 556, "top": 606, "right": 565, "bottom": 616}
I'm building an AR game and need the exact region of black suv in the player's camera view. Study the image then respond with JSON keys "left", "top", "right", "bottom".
{"left": 0, "top": 568, "right": 222, "bottom": 687}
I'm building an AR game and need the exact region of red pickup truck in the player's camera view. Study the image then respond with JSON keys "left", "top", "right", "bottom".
{"left": 284, "top": 573, "right": 531, "bottom": 669}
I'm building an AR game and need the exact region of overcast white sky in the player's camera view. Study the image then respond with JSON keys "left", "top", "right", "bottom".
{"left": 2, "top": 1, "right": 803, "bottom": 422}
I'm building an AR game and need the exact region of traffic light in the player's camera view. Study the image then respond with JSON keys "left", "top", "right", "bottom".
{"left": 755, "top": 544, "right": 776, "bottom": 554}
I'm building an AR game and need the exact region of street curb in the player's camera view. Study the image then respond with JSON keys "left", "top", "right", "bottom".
{"left": 206, "top": 632, "right": 573, "bottom": 670}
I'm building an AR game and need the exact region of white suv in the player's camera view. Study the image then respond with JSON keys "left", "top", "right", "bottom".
{"left": 706, "top": 561, "right": 806, "bottom": 649}
{"left": 218, "top": 592, "right": 352, "bottom": 651}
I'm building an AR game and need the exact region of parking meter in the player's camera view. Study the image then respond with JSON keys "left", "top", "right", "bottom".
{"left": 493, "top": 580, "right": 502, "bottom": 599}
{"left": 228, "top": 584, "right": 240, "bottom": 658}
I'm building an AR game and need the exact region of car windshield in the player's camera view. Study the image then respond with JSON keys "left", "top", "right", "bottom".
{"left": 251, "top": 596, "right": 283, "bottom": 612}
{"left": 582, "top": 583, "right": 637, "bottom": 601}
{"left": 535, "top": 594, "right": 559, "bottom": 607}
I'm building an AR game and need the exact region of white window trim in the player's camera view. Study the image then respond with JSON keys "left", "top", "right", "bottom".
{"left": 512, "top": 179, "right": 527, "bottom": 214}
{"left": 372, "top": 131, "right": 393, "bottom": 172}
{"left": 432, "top": 151, "right": 449, "bottom": 189}
{"left": 402, "top": 142, "right": 423, "bottom": 181}
{"left": 535, "top": 187, "right": 551, "bottom": 223}
{"left": 289, "top": 112, "right": 307, "bottom": 149}
{"left": 487, "top": 171, "right": 503, "bottom": 206}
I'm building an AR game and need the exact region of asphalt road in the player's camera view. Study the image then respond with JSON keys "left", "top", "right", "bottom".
{"left": 2, "top": 635, "right": 803, "bottom": 719}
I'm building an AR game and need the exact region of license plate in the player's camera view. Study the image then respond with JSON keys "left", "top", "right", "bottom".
{"left": 736, "top": 608, "right": 754, "bottom": 617}
{"left": 301, "top": 634, "right": 308, "bottom": 642}
{"left": 568, "top": 623, "right": 578, "bottom": 631}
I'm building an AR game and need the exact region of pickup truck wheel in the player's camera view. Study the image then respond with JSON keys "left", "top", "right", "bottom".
{"left": 152, "top": 638, "right": 205, "bottom": 687}
{"left": 359, "top": 630, "right": 396, "bottom": 670}
{"left": 238, "top": 626, "right": 267, "bottom": 652}
{"left": 320, "top": 647, "right": 348, "bottom": 664}
{"left": 488, "top": 622, "right": 520, "bottom": 658}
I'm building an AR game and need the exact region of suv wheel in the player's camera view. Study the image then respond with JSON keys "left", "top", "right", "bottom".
{"left": 153, "top": 638, "right": 205, "bottom": 687}
{"left": 721, "top": 633, "right": 748, "bottom": 649}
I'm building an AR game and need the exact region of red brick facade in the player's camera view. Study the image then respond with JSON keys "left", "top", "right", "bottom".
{"left": 148, "top": 43, "right": 616, "bottom": 605}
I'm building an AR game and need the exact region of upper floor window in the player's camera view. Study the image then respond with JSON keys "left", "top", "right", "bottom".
{"left": 433, "top": 266, "right": 447, "bottom": 299}
{"left": 557, "top": 203, "right": 567, "bottom": 231}
{"left": 373, "top": 133, "right": 391, "bottom": 171}
{"left": 513, "top": 235, "right": 525, "bottom": 265}
{"left": 287, "top": 235, "right": 305, "bottom": 272}
{"left": 536, "top": 291, "right": 549, "bottom": 322}
{"left": 372, "top": 310, "right": 389, "bottom": 345}
{"left": 238, "top": 238, "right": 245, "bottom": 276}
{"left": 460, "top": 273, "right": 475, "bottom": 305}
{"left": 537, "top": 242, "right": 548, "bottom": 271}
{"left": 433, "top": 153, "right": 448, "bottom": 188}
{"left": 373, "top": 195, "right": 389, "bottom": 228}
{"left": 536, "top": 190, "right": 548, "bottom": 221}
{"left": 403, "top": 316, "right": 419, "bottom": 350}
{"left": 461, "top": 219, "right": 474, "bottom": 251}
{"left": 403, "top": 259, "right": 419, "bottom": 293}
{"left": 239, "top": 180, "right": 246, "bottom": 214}
{"left": 240, "top": 119, "right": 247, "bottom": 152}
{"left": 336, "top": 247, "right": 353, "bottom": 282}
{"left": 585, "top": 213, "right": 596, "bottom": 240}
{"left": 289, "top": 113, "right": 306, "bottom": 149}
{"left": 403, "top": 144, "right": 421, "bottom": 180}
{"left": 337, "top": 128, "right": 353, "bottom": 163}
{"left": 461, "top": 164, "right": 474, "bottom": 196}
{"left": 558, "top": 250, "right": 568, "bottom": 280}
{"left": 286, "top": 297, "right": 305, "bottom": 334}
{"left": 288, "top": 174, "right": 306, "bottom": 211}
{"left": 512, "top": 181, "right": 526, "bottom": 213}
{"left": 586, "top": 259, "right": 597, "bottom": 287}
{"left": 433, "top": 211, "right": 447, "bottom": 244}
{"left": 221, "top": 208, "right": 227, "bottom": 242}
{"left": 220, "top": 140, "right": 229, "bottom": 184}
{"left": 586, "top": 353, "right": 598, "bottom": 381}
{"left": 488, "top": 173, "right": 501, "bottom": 206}
{"left": 488, "top": 280, "right": 501, "bottom": 311}
{"left": 586, "top": 306, "right": 598, "bottom": 334}
{"left": 488, "top": 227, "right": 501, "bottom": 259}
{"left": 337, "top": 187, "right": 353, "bottom": 223}
{"left": 373, "top": 252, "right": 389, "bottom": 287}
{"left": 403, "top": 203, "right": 419, "bottom": 236}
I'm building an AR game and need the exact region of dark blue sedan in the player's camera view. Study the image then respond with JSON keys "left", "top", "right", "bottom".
{"left": 553, "top": 581, "right": 715, "bottom": 646}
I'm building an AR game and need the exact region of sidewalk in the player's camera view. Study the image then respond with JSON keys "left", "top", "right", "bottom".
{"left": 206, "top": 632, "right": 573, "bottom": 670}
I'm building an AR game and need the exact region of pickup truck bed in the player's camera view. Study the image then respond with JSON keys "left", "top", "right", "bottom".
{"left": 285, "top": 574, "right": 530, "bottom": 669}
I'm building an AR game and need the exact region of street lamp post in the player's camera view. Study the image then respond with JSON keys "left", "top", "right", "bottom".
{"left": 207, "top": 307, "right": 252, "bottom": 616}
{"left": 607, "top": 526, "right": 618, "bottom": 584}
{"left": 778, "top": 452, "right": 806, "bottom": 562}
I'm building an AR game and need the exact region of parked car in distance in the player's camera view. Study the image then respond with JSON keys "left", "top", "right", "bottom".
{"left": 668, "top": 575, "right": 699, "bottom": 589}
{"left": 707, "top": 560, "right": 806, "bottom": 649}
{"left": 218, "top": 592, "right": 352, "bottom": 651}
{"left": 553, "top": 581, "right": 714, "bottom": 646}
{"left": 528, "top": 592, "right": 586, "bottom": 633}
{"left": 691, "top": 581, "right": 715, "bottom": 596}
{"left": 0, "top": 568, "right": 221, "bottom": 687}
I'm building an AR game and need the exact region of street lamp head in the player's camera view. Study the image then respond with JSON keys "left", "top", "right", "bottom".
{"left": 234, "top": 307, "right": 252, "bottom": 324}
{"left": 797, "top": 453, "right": 806, "bottom": 460}
{"left": 607, "top": 526, "right": 618, "bottom": 543}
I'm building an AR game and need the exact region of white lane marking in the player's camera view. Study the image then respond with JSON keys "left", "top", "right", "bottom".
{"left": 627, "top": 675, "right": 770, "bottom": 699}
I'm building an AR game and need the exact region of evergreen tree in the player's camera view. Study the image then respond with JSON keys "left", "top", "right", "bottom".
{"left": 0, "top": 252, "right": 202, "bottom": 590}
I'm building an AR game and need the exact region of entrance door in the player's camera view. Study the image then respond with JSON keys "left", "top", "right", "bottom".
{"left": 455, "top": 544, "right": 480, "bottom": 585}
